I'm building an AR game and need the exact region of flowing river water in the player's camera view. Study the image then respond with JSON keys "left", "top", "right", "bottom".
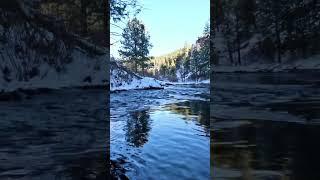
{"left": 212, "top": 72, "right": 320, "bottom": 180}
{"left": 111, "top": 84, "right": 210, "bottom": 180}
{"left": 0, "top": 88, "right": 108, "bottom": 179}
{"left": 1, "top": 72, "right": 320, "bottom": 180}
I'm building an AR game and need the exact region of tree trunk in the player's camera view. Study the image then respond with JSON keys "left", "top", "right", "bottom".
{"left": 80, "top": 0, "right": 88, "bottom": 36}
{"left": 227, "top": 41, "right": 234, "bottom": 65}
{"left": 275, "top": 18, "right": 281, "bottom": 63}
{"left": 105, "top": 0, "right": 109, "bottom": 47}
{"left": 236, "top": 14, "right": 241, "bottom": 65}
{"left": 135, "top": 62, "right": 138, "bottom": 73}
{"left": 274, "top": 2, "right": 281, "bottom": 63}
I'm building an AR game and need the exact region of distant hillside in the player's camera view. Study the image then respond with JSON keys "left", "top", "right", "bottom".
{"left": 147, "top": 27, "right": 210, "bottom": 82}
{"left": 148, "top": 45, "right": 191, "bottom": 81}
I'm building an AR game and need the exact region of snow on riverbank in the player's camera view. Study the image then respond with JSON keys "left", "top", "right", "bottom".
{"left": 110, "top": 61, "right": 163, "bottom": 91}
{"left": 0, "top": 7, "right": 108, "bottom": 93}
{"left": 214, "top": 55, "right": 320, "bottom": 73}
{"left": 0, "top": 49, "right": 108, "bottom": 93}
{"left": 162, "top": 79, "right": 210, "bottom": 85}
{"left": 111, "top": 76, "right": 163, "bottom": 91}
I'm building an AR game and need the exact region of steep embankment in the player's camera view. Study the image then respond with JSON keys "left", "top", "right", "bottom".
{"left": 214, "top": 33, "right": 320, "bottom": 73}
{"left": 213, "top": 0, "right": 320, "bottom": 73}
{"left": 110, "top": 61, "right": 163, "bottom": 91}
{"left": 0, "top": 1, "right": 108, "bottom": 93}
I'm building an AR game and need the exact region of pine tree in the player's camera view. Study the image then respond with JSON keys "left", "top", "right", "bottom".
{"left": 118, "top": 18, "right": 152, "bottom": 74}
{"left": 258, "top": 0, "right": 289, "bottom": 63}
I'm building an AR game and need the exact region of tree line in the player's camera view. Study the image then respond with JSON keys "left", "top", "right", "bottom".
{"left": 0, "top": 0, "right": 107, "bottom": 82}
{"left": 151, "top": 24, "right": 210, "bottom": 82}
{"left": 38, "top": 0, "right": 106, "bottom": 46}
{"left": 212, "top": 0, "right": 320, "bottom": 66}
{"left": 117, "top": 18, "right": 210, "bottom": 82}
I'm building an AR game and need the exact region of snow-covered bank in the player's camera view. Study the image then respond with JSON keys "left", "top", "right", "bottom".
{"left": 0, "top": 4, "right": 108, "bottom": 93}
{"left": 161, "top": 79, "right": 210, "bottom": 85}
{"left": 0, "top": 50, "right": 108, "bottom": 93}
{"left": 110, "top": 61, "right": 163, "bottom": 91}
{"left": 214, "top": 55, "right": 320, "bottom": 73}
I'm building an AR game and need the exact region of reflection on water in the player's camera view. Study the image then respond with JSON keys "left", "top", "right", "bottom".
{"left": 165, "top": 100, "right": 210, "bottom": 130}
{"left": 125, "top": 109, "right": 151, "bottom": 147}
{"left": 211, "top": 72, "right": 320, "bottom": 180}
{"left": 213, "top": 120, "right": 320, "bottom": 180}
{"left": 111, "top": 85, "right": 210, "bottom": 179}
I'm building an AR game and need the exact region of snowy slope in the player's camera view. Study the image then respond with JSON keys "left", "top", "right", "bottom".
{"left": 214, "top": 31, "right": 320, "bottom": 72}
{"left": 0, "top": 50, "right": 108, "bottom": 92}
{"left": 0, "top": 6, "right": 108, "bottom": 93}
{"left": 0, "top": 29, "right": 108, "bottom": 92}
{"left": 110, "top": 61, "right": 163, "bottom": 91}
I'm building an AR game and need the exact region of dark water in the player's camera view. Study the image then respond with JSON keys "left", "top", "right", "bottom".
{"left": 111, "top": 84, "right": 210, "bottom": 180}
{"left": 211, "top": 72, "right": 320, "bottom": 180}
{"left": 0, "top": 89, "right": 108, "bottom": 180}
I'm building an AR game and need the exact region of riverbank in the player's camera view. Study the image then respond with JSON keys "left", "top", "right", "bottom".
{"left": 110, "top": 76, "right": 164, "bottom": 92}
{"left": 214, "top": 55, "right": 320, "bottom": 73}
{"left": 0, "top": 84, "right": 109, "bottom": 101}
{"left": 165, "top": 79, "right": 210, "bottom": 85}
{"left": 110, "top": 61, "right": 164, "bottom": 91}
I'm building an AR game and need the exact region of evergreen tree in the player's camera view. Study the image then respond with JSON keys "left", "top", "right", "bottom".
{"left": 258, "top": 0, "right": 289, "bottom": 63}
{"left": 118, "top": 18, "right": 152, "bottom": 74}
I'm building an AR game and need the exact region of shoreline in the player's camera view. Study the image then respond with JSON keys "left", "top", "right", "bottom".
{"left": 0, "top": 81, "right": 211, "bottom": 101}
{"left": 214, "top": 69, "right": 320, "bottom": 73}
{"left": 0, "top": 84, "right": 166, "bottom": 101}
{"left": 110, "top": 86, "right": 164, "bottom": 93}
{"left": 0, "top": 84, "right": 108, "bottom": 101}
{"left": 214, "top": 60, "right": 320, "bottom": 73}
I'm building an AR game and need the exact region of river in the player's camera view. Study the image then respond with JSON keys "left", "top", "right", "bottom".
{"left": 111, "top": 84, "right": 210, "bottom": 180}
{"left": 0, "top": 88, "right": 108, "bottom": 179}
{"left": 1, "top": 72, "right": 318, "bottom": 180}
{"left": 211, "top": 72, "right": 320, "bottom": 180}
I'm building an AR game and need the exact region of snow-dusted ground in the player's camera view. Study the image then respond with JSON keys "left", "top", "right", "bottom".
{"left": 111, "top": 76, "right": 163, "bottom": 91}
{"left": 214, "top": 30, "right": 320, "bottom": 73}
{"left": 156, "top": 77, "right": 210, "bottom": 86}
{"left": 0, "top": 10, "right": 109, "bottom": 93}
{"left": 0, "top": 49, "right": 108, "bottom": 93}
{"left": 214, "top": 55, "right": 320, "bottom": 73}
{"left": 170, "top": 79, "right": 210, "bottom": 85}
{"left": 110, "top": 61, "right": 163, "bottom": 91}
{"left": 213, "top": 28, "right": 320, "bottom": 73}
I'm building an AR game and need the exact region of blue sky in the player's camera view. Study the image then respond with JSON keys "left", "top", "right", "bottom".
{"left": 110, "top": 0, "right": 210, "bottom": 58}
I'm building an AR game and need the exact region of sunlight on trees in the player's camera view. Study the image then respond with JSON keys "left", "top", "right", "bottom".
{"left": 118, "top": 18, "right": 152, "bottom": 74}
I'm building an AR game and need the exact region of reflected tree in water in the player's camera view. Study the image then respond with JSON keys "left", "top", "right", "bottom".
{"left": 125, "top": 109, "right": 151, "bottom": 147}
{"left": 167, "top": 101, "right": 210, "bottom": 128}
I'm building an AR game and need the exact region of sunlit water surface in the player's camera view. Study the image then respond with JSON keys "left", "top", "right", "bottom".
{"left": 111, "top": 84, "right": 210, "bottom": 180}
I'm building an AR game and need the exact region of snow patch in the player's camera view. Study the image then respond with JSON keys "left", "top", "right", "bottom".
{"left": 110, "top": 61, "right": 163, "bottom": 91}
